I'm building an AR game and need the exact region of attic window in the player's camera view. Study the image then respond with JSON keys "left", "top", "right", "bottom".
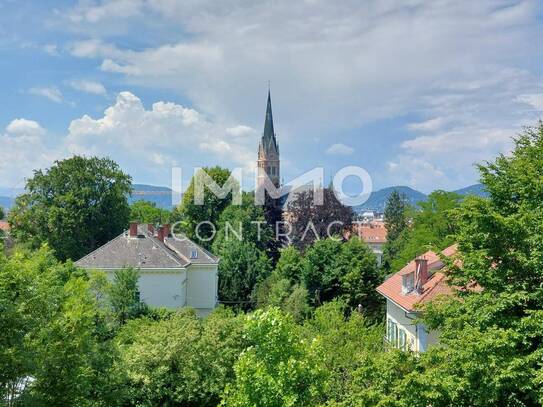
{"left": 190, "top": 249, "right": 198, "bottom": 259}
{"left": 401, "top": 272, "right": 414, "bottom": 294}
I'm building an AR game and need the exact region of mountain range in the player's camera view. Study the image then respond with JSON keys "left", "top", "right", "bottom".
{"left": 0, "top": 183, "right": 488, "bottom": 213}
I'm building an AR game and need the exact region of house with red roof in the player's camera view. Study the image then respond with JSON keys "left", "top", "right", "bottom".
{"left": 376, "top": 244, "right": 457, "bottom": 352}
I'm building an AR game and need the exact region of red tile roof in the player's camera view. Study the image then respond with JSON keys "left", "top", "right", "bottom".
{"left": 352, "top": 222, "right": 387, "bottom": 243}
{"left": 376, "top": 244, "right": 458, "bottom": 312}
{"left": 0, "top": 221, "right": 9, "bottom": 233}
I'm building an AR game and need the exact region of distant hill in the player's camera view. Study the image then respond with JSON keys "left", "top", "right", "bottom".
{"left": 355, "top": 184, "right": 487, "bottom": 212}
{"left": 356, "top": 186, "right": 427, "bottom": 212}
{"left": 452, "top": 183, "right": 488, "bottom": 197}
{"left": 129, "top": 184, "right": 177, "bottom": 209}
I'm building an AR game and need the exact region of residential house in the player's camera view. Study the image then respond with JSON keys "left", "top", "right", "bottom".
{"left": 351, "top": 221, "right": 387, "bottom": 265}
{"left": 376, "top": 244, "right": 457, "bottom": 352}
{"left": 75, "top": 222, "right": 219, "bottom": 316}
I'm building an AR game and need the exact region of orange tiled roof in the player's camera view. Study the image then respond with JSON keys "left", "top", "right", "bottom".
{"left": 376, "top": 244, "right": 458, "bottom": 312}
{"left": 0, "top": 221, "right": 9, "bottom": 232}
{"left": 353, "top": 222, "right": 387, "bottom": 243}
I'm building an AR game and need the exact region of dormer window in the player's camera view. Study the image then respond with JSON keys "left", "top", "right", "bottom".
{"left": 402, "top": 272, "right": 414, "bottom": 294}
{"left": 190, "top": 249, "right": 198, "bottom": 259}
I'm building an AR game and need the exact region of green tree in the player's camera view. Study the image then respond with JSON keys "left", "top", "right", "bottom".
{"left": 8, "top": 156, "right": 132, "bottom": 261}
{"left": 382, "top": 190, "right": 409, "bottom": 270}
{"left": 216, "top": 239, "right": 272, "bottom": 307}
{"left": 390, "top": 123, "right": 543, "bottom": 406}
{"left": 129, "top": 200, "right": 171, "bottom": 225}
{"left": 108, "top": 267, "right": 144, "bottom": 325}
{"left": 221, "top": 307, "right": 325, "bottom": 406}
{"left": 301, "top": 238, "right": 343, "bottom": 306}
{"left": 336, "top": 238, "right": 384, "bottom": 317}
{"left": 116, "top": 307, "right": 245, "bottom": 407}
{"left": 275, "top": 245, "right": 304, "bottom": 283}
{"left": 0, "top": 247, "right": 121, "bottom": 405}
{"left": 213, "top": 192, "right": 273, "bottom": 255}
{"left": 390, "top": 190, "right": 461, "bottom": 271}
{"left": 174, "top": 166, "right": 238, "bottom": 249}
{"left": 0, "top": 206, "right": 4, "bottom": 220}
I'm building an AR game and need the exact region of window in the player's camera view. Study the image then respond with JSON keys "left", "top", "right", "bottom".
{"left": 271, "top": 166, "right": 275, "bottom": 175}
{"left": 402, "top": 272, "right": 414, "bottom": 294}
{"left": 190, "top": 249, "right": 198, "bottom": 259}
{"left": 398, "top": 328, "right": 407, "bottom": 351}
{"left": 387, "top": 318, "right": 398, "bottom": 345}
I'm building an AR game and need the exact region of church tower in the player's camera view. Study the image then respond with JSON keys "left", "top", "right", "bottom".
{"left": 257, "top": 90, "right": 280, "bottom": 189}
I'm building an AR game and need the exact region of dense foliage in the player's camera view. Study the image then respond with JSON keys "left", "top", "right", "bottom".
{"left": 286, "top": 188, "right": 353, "bottom": 250}
{"left": 390, "top": 190, "right": 461, "bottom": 271}
{"left": 381, "top": 189, "right": 408, "bottom": 271}
{"left": 129, "top": 200, "right": 171, "bottom": 225}
{"left": 3, "top": 124, "right": 543, "bottom": 406}
{"left": 8, "top": 156, "right": 132, "bottom": 261}
{"left": 174, "top": 167, "right": 237, "bottom": 249}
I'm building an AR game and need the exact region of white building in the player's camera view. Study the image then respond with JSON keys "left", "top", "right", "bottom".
{"left": 75, "top": 222, "right": 219, "bottom": 316}
{"left": 376, "top": 244, "right": 457, "bottom": 352}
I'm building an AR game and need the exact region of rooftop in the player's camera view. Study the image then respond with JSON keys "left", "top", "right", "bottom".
{"left": 75, "top": 223, "right": 219, "bottom": 269}
{"left": 376, "top": 244, "right": 458, "bottom": 312}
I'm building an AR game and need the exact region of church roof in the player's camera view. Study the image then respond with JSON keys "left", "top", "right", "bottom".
{"left": 260, "top": 90, "right": 279, "bottom": 157}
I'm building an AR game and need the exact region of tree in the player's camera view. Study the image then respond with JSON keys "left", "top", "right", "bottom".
{"left": 212, "top": 192, "right": 273, "bottom": 255}
{"left": 390, "top": 190, "right": 461, "bottom": 271}
{"left": 393, "top": 123, "right": 543, "bottom": 406}
{"left": 274, "top": 245, "right": 304, "bottom": 283}
{"left": 221, "top": 308, "right": 325, "bottom": 406}
{"left": 174, "top": 167, "right": 237, "bottom": 250}
{"left": 0, "top": 206, "right": 4, "bottom": 220}
{"left": 0, "top": 247, "right": 121, "bottom": 405}
{"left": 216, "top": 239, "right": 272, "bottom": 307}
{"left": 382, "top": 189, "right": 409, "bottom": 270}
{"left": 8, "top": 156, "right": 132, "bottom": 261}
{"left": 109, "top": 267, "right": 144, "bottom": 325}
{"left": 129, "top": 200, "right": 171, "bottom": 225}
{"left": 116, "top": 307, "right": 246, "bottom": 407}
{"left": 336, "top": 238, "right": 384, "bottom": 317}
{"left": 287, "top": 188, "right": 353, "bottom": 250}
{"left": 301, "top": 238, "right": 343, "bottom": 305}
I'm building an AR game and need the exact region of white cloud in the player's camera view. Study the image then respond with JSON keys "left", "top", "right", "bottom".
{"left": 6, "top": 119, "right": 45, "bottom": 136}
{"left": 226, "top": 125, "right": 258, "bottom": 138}
{"left": 516, "top": 94, "right": 543, "bottom": 111}
{"left": 0, "top": 119, "right": 58, "bottom": 187}
{"left": 29, "top": 87, "right": 63, "bottom": 103}
{"left": 326, "top": 143, "right": 354, "bottom": 156}
{"left": 65, "top": 91, "right": 256, "bottom": 178}
{"left": 407, "top": 117, "right": 447, "bottom": 132}
{"left": 67, "top": 79, "right": 107, "bottom": 95}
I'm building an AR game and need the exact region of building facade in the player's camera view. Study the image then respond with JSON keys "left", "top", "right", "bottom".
{"left": 75, "top": 223, "right": 219, "bottom": 316}
{"left": 376, "top": 244, "right": 457, "bottom": 352}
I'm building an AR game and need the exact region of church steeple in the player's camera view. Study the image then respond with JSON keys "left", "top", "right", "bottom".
{"left": 262, "top": 90, "right": 278, "bottom": 157}
{"left": 257, "top": 89, "right": 280, "bottom": 188}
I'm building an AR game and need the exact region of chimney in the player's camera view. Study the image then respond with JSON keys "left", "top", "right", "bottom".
{"left": 415, "top": 256, "right": 428, "bottom": 293}
{"left": 157, "top": 227, "right": 165, "bottom": 243}
{"left": 162, "top": 223, "right": 171, "bottom": 238}
{"left": 129, "top": 222, "right": 138, "bottom": 237}
{"left": 147, "top": 224, "right": 155, "bottom": 235}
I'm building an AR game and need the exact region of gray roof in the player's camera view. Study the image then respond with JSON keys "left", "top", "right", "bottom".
{"left": 75, "top": 224, "right": 218, "bottom": 269}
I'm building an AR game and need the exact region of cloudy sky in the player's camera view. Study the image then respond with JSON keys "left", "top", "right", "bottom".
{"left": 1, "top": 0, "right": 543, "bottom": 194}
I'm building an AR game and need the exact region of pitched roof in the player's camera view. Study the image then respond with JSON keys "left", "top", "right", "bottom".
{"left": 354, "top": 222, "right": 387, "bottom": 244}
{"left": 0, "top": 221, "right": 9, "bottom": 233}
{"left": 75, "top": 224, "right": 218, "bottom": 269}
{"left": 376, "top": 244, "right": 458, "bottom": 312}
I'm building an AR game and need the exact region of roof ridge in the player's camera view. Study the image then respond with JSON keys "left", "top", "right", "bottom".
{"left": 145, "top": 231, "right": 185, "bottom": 267}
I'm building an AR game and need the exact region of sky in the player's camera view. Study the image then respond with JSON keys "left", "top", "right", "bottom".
{"left": 1, "top": 0, "right": 543, "bottom": 195}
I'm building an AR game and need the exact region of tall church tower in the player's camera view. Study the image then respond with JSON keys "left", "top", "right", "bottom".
{"left": 257, "top": 90, "right": 280, "bottom": 189}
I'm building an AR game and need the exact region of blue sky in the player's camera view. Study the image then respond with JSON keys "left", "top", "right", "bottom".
{"left": 1, "top": 0, "right": 543, "bottom": 194}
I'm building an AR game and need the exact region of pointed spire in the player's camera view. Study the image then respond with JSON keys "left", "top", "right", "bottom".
{"left": 263, "top": 89, "right": 275, "bottom": 143}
